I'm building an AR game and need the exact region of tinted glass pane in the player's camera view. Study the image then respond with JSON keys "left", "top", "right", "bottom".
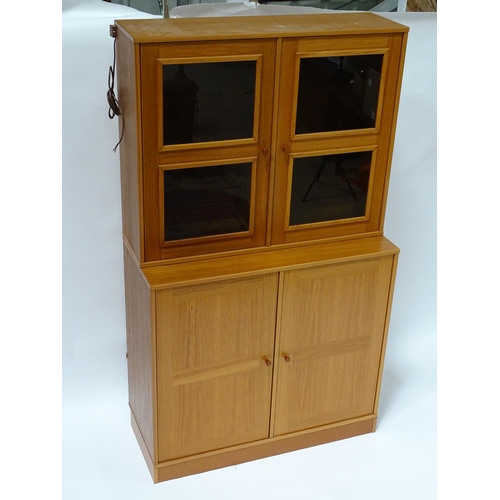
{"left": 289, "top": 151, "right": 372, "bottom": 226}
{"left": 164, "top": 163, "right": 252, "bottom": 241}
{"left": 163, "top": 62, "right": 256, "bottom": 145}
{"left": 295, "top": 55, "right": 383, "bottom": 134}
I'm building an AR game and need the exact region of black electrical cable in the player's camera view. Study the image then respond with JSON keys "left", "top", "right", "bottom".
{"left": 107, "top": 37, "right": 124, "bottom": 152}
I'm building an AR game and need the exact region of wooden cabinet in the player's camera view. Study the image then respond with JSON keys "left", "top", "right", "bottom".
{"left": 114, "top": 13, "right": 407, "bottom": 483}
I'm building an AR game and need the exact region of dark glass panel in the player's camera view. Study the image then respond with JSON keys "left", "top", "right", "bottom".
{"left": 163, "top": 61, "right": 256, "bottom": 145}
{"left": 295, "top": 55, "right": 383, "bottom": 134}
{"left": 289, "top": 151, "right": 372, "bottom": 226}
{"left": 164, "top": 163, "right": 252, "bottom": 241}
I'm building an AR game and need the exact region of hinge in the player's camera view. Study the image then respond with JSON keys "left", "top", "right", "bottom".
{"left": 109, "top": 25, "right": 117, "bottom": 38}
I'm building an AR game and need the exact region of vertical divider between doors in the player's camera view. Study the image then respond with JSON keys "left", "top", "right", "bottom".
{"left": 269, "top": 270, "right": 286, "bottom": 438}
{"left": 265, "top": 37, "right": 283, "bottom": 247}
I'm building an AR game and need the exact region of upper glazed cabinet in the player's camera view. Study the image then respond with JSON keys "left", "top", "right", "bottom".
{"left": 115, "top": 14, "right": 408, "bottom": 263}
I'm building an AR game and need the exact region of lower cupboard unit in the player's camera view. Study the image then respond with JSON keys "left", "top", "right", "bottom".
{"left": 124, "top": 236, "right": 399, "bottom": 482}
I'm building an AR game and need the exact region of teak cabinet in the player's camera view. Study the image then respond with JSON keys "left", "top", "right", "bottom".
{"left": 114, "top": 13, "right": 408, "bottom": 483}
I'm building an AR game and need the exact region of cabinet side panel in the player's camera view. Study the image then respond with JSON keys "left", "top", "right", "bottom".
{"left": 379, "top": 32, "right": 408, "bottom": 230}
{"left": 124, "top": 245, "right": 155, "bottom": 461}
{"left": 373, "top": 252, "right": 399, "bottom": 416}
{"left": 117, "top": 34, "right": 142, "bottom": 260}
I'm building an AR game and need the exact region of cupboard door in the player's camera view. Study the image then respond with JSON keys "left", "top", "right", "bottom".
{"left": 274, "top": 256, "right": 394, "bottom": 436}
{"left": 271, "top": 34, "right": 405, "bottom": 245}
{"left": 140, "top": 40, "right": 276, "bottom": 261}
{"left": 156, "top": 274, "right": 278, "bottom": 461}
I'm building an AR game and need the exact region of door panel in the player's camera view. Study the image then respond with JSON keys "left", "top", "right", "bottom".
{"left": 274, "top": 256, "right": 394, "bottom": 436}
{"left": 140, "top": 40, "right": 276, "bottom": 261}
{"left": 271, "top": 35, "right": 405, "bottom": 245}
{"left": 156, "top": 274, "right": 278, "bottom": 460}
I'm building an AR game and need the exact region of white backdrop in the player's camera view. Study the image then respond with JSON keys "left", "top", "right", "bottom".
{"left": 62, "top": 2, "right": 436, "bottom": 498}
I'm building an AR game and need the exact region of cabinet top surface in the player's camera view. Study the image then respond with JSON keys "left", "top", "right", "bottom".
{"left": 115, "top": 13, "right": 409, "bottom": 43}
{"left": 140, "top": 236, "right": 399, "bottom": 289}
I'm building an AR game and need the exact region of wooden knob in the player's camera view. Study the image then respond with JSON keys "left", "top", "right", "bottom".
{"left": 284, "top": 355, "right": 291, "bottom": 363}
{"left": 264, "top": 358, "right": 272, "bottom": 366}
{"left": 261, "top": 147, "right": 269, "bottom": 154}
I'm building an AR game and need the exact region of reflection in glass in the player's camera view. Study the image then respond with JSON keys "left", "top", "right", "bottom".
{"left": 289, "top": 151, "right": 372, "bottom": 226}
{"left": 164, "top": 163, "right": 252, "bottom": 241}
{"left": 163, "top": 61, "right": 256, "bottom": 145}
{"left": 295, "top": 55, "right": 383, "bottom": 134}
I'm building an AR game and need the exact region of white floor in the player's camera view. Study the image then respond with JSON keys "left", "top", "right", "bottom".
{"left": 60, "top": 2, "right": 436, "bottom": 498}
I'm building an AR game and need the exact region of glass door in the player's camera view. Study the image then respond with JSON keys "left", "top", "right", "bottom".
{"left": 271, "top": 34, "right": 405, "bottom": 245}
{"left": 140, "top": 39, "right": 276, "bottom": 261}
